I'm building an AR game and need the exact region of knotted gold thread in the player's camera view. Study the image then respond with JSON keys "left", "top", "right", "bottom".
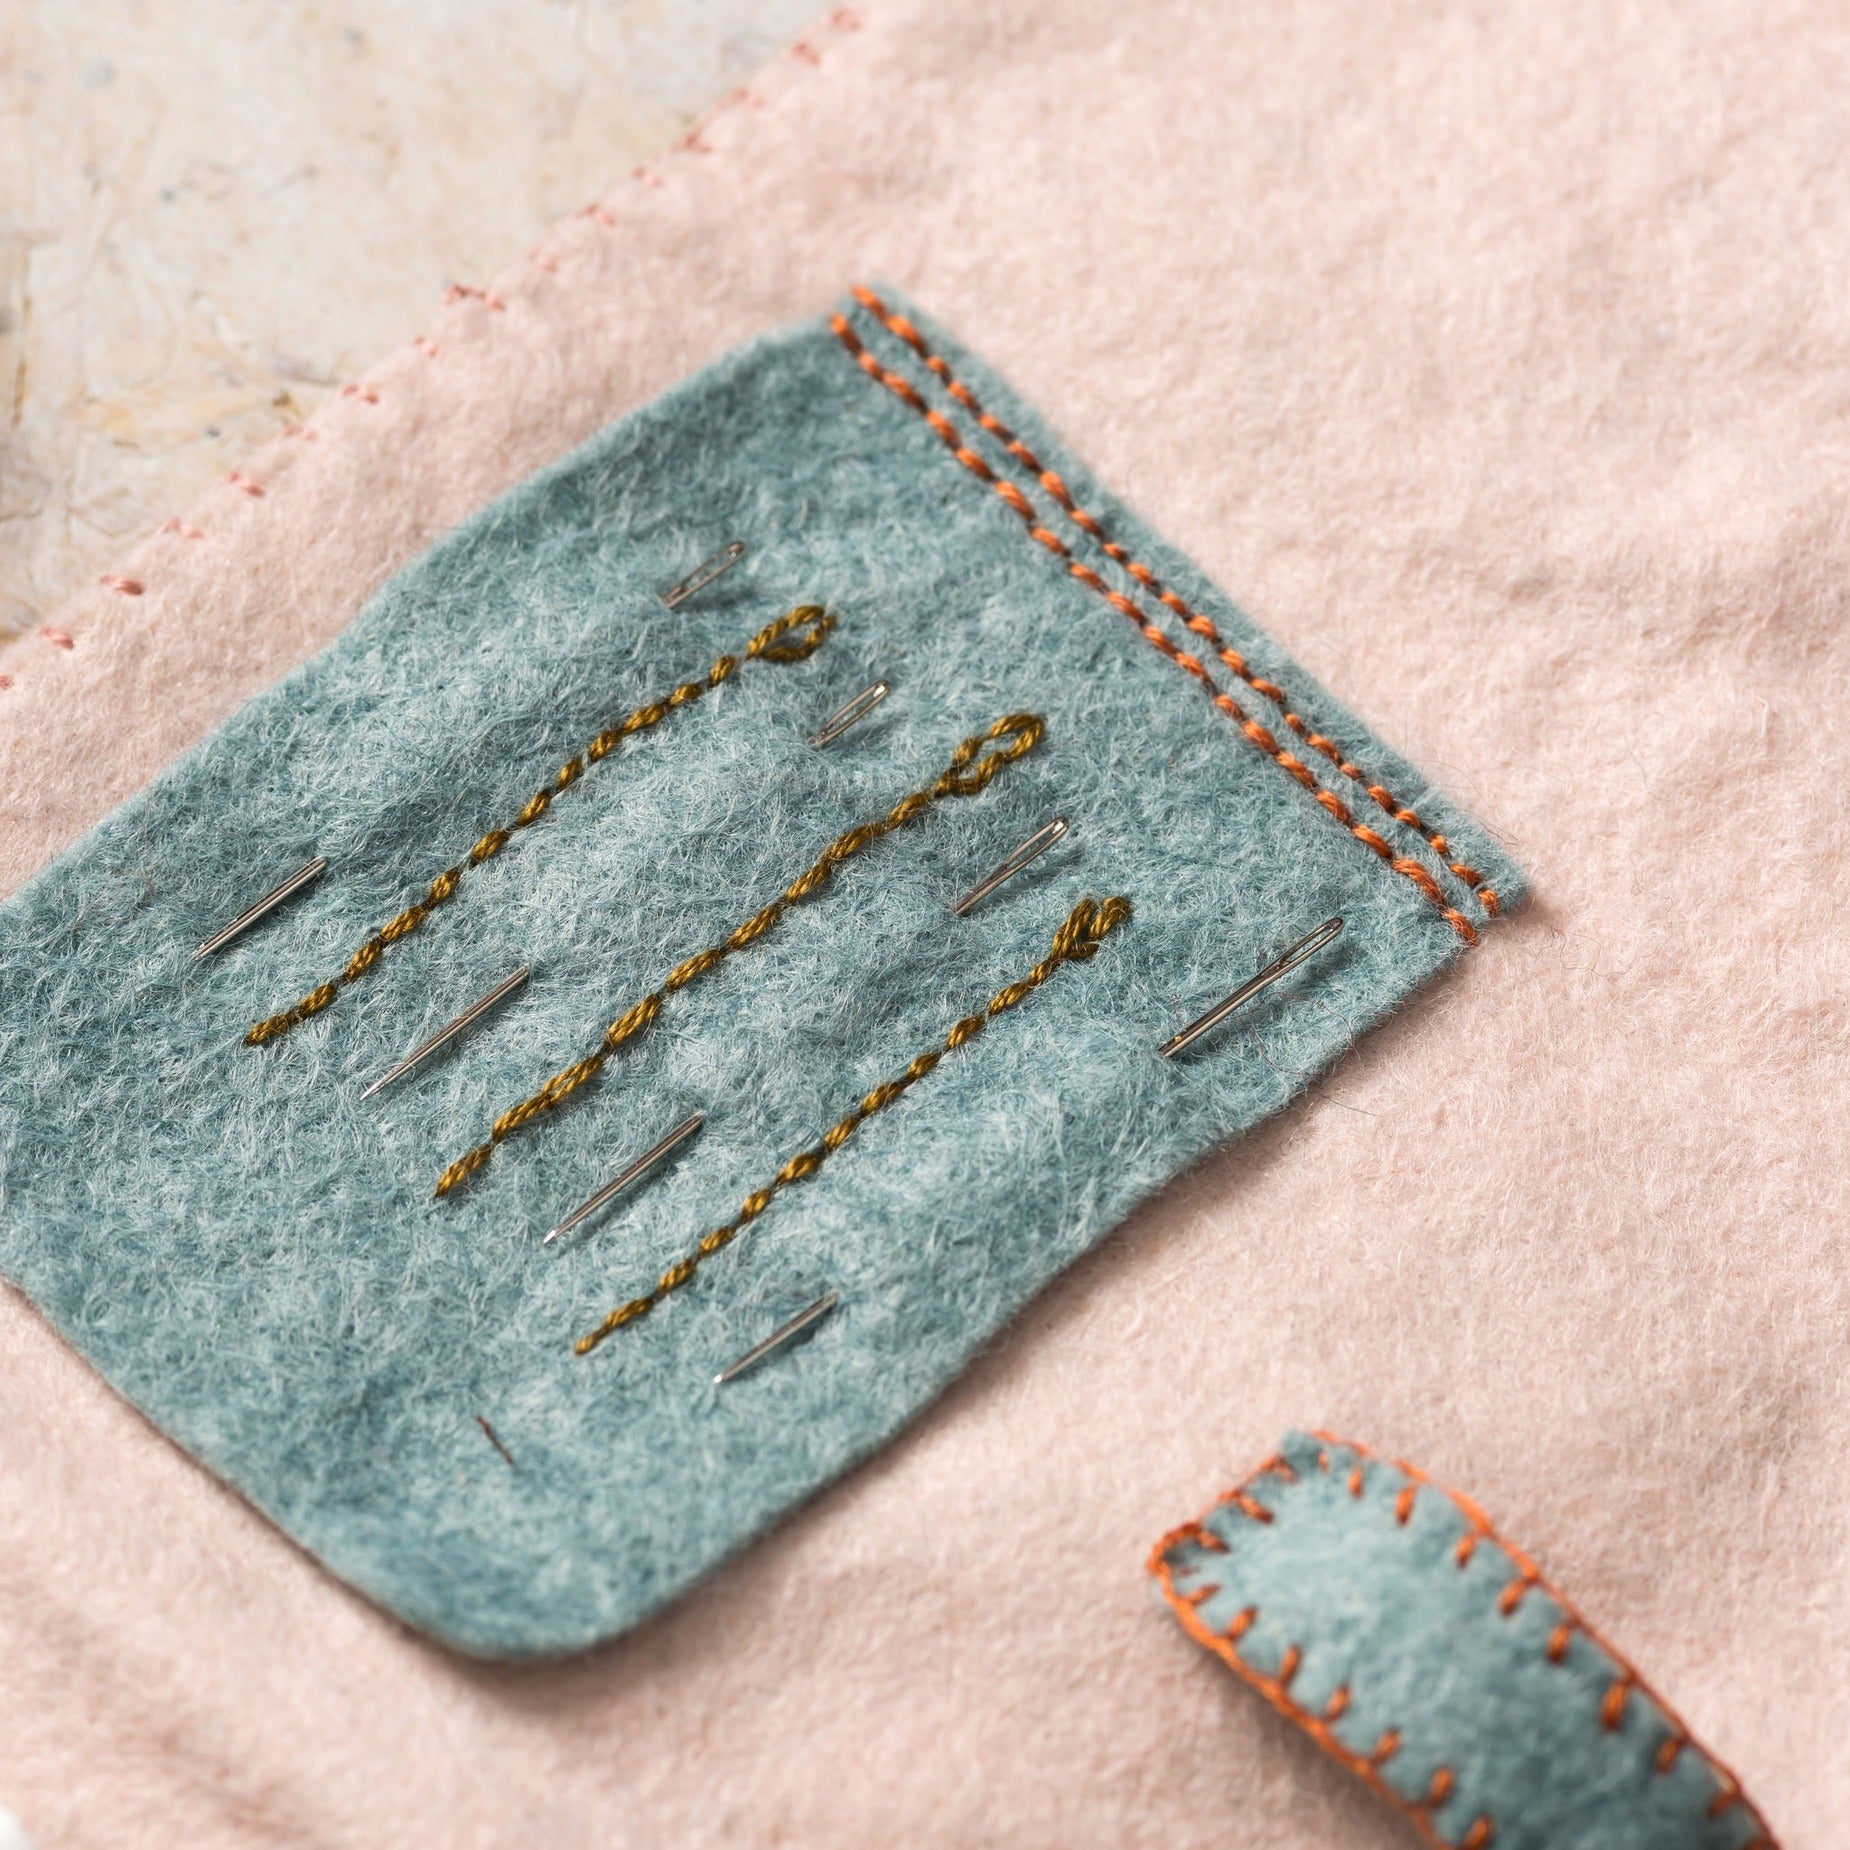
{"left": 573, "top": 893, "right": 1133, "bottom": 1354}
{"left": 244, "top": 606, "right": 834, "bottom": 1047}
{"left": 431, "top": 711, "right": 1048, "bottom": 1199}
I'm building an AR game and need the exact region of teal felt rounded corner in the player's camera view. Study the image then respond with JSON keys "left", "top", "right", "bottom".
{"left": 0, "top": 299, "right": 1530, "bottom": 1661}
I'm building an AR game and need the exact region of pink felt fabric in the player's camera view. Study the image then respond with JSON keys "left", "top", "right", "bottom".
{"left": 2, "top": 2, "right": 1846, "bottom": 1844}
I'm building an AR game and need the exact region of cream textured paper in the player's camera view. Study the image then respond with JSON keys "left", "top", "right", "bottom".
{"left": 0, "top": 0, "right": 818, "bottom": 648}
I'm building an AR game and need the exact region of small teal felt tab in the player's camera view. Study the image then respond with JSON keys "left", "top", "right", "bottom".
{"left": 0, "top": 291, "right": 1524, "bottom": 1656}
{"left": 1153, "top": 1433, "right": 1773, "bottom": 1850}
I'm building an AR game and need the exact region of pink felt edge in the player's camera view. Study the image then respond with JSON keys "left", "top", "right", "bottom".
{"left": 1, "top": 2, "right": 1844, "bottom": 1845}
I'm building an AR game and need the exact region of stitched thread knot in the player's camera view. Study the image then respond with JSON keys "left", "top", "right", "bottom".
{"left": 574, "top": 891, "right": 1132, "bottom": 1351}
{"left": 432, "top": 711, "right": 1048, "bottom": 1198}
{"left": 244, "top": 606, "right": 832, "bottom": 1047}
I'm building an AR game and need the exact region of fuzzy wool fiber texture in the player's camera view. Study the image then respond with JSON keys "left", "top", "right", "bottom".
{"left": 0, "top": 0, "right": 1845, "bottom": 1845}
{"left": 1154, "top": 1434, "right": 1774, "bottom": 1850}
{"left": 0, "top": 297, "right": 1517, "bottom": 1654}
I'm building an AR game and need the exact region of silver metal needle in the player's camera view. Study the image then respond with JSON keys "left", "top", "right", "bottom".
{"left": 714, "top": 1290, "right": 839, "bottom": 1386}
{"left": 660, "top": 541, "right": 747, "bottom": 609}
{"left": 809, "top": 680, "right": 890, "bottom": 748}
{"left": 543, "top": 1111, "right": 706, "bottom": 1245}
{"left": 952, "top": 817, "right": 1069, "bottom": 917}
{"left": 359, "top": 965, "right": 531, "bottom": 1099}
{"left": 1158, "top": 917, "right": 1345, "bottom": 1059}
{"left": 194, "top": 856, "right": 328, "bottom": 958}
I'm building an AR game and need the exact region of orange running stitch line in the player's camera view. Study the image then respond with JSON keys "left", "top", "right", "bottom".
{"left": 829, "top": 313, "right": 1480, "bottom": 946}
{"left": 847, "top": 285, "right": 1499, "bottom": 921}
{"left": 1154, "top": 1436, "right": 1776, "bottom": 1850}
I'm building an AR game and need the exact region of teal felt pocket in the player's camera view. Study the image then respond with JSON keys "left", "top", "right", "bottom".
{"left": 0, "top": 290, "right": 1524, "bottom": 1656}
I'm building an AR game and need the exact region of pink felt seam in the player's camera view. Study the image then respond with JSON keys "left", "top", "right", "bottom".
{"left": 1, "top": 2, "right": 1844, "bottom": 1846}
{"left": 0, "top": 6, "right": 865, "bottom": 717}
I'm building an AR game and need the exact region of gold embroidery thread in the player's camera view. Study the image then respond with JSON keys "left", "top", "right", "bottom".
{"left": 432, "top": 710, "right": 1049, "bottom": 1199}
{"left": 245, "top": 605, "right": 834, "bottom": 1047}
{"left": 575, "top": 892, "right": 1133, "bottom": 1353}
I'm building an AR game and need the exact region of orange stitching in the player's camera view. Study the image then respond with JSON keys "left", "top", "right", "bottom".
{"left": 1154, "top": 1436, "right": 1777, "bottom": 1850}
{"left": 1497, "top": 1573, "right": 1537, "bottom": 1616}
{"left": 222, "top": 471, "right": 264, "bottom": 498}
{"left": 830, "top": 313, "right": 1479, "bottom": 945}
{"left": 1150, "top": 1554, "right": 1475, "bottom": 1850}
{"left": 39, "top": 628, "right": 74, "bottom": 651}
{"left": 97, "top": 575, "right": 142, "bottom": 596}
{"left": 1149, "top": 1519, "right": 1227, "bottom": 1559}
{"left": 1708, "top": 1782, "right": 1749, "bottom": 1822}
{"left": 1303, "top": 1432, "right": 1776, "bottom": 1845}
{"left": 848, "top": 284, "right": 1499, "bottom": 918}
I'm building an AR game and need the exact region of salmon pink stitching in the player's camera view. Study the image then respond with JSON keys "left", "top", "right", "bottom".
{"left": 442, "top": 283, "right": 507, "bottom": 312}
{"left": 3, "top": 7, "right": 861, "bottom": 698}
